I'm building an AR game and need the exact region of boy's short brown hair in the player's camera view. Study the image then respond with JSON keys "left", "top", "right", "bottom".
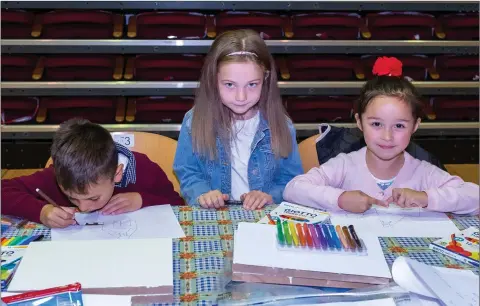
{"left": 51, "top": 118, "right": 118, "bottom": 194}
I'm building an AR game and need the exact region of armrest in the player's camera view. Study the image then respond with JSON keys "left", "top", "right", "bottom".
{"left": 282, "top": 16, "right": 294, "bottom": 39}
{"left": 123, "top": 57, "right": 135, "bottom": 80}
{"left": 113, "top": 56, "right": 124, "bottom": 80}
{"left": 31, "top": 16, "right": 42, "bottom": 38}
{"left": 32, "top": 56, "right": 45, "bottom": 80}
{"left": 127, "top": 15, "right": 137, "bottom": 38}
{"left": 113, "top": 13, "right": 124, "bottom": 38}
{"left": 206, "top": 14, "right": 216, "bottom": 38}
{"left": 276, "top": 56, "right": 290, "bottom": 80}
{"left": 36, "top": 104, "right": 47, "bottom": 123}
{"left": 125, "top": 99, "right": 136, "bottom": 122}
{"left": 115, "top": 97, "right": 126, "bottom": 123}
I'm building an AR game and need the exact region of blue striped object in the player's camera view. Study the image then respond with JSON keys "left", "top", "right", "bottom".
{"left": 114, "top": 143, "right": 137, "bottom": 188}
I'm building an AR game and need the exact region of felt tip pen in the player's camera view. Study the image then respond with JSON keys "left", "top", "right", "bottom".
{"left": 321, "top": 224, "right": 334, "bottom": 249}
{"left": 266, "top": 214, "right": 276, "bottom": 225}
{"left": 315, "top": 224, "right": 327, "bottom": 250}
{"left": 282, "top": 221, "right": 292, "bottom": 246}
{"left": 308, "top": 224, "right": 320, "bottom": 249}
{"left": 296, "top": 223, "right": 306, "bottom": 247}
{"left": 276, "top": 221, "right": 285, "bottom": 245}
{"left": 303, "top": 223, "right": 314, "bottom": 248}
{"left": 348, "top": 225, "right": 363, "bottom": 250}
{"left": 342, "top": 226, "right": 355, "bottom": 250}
{"left": 328, "top": 225, "right": 342, "bottom": 250}
{"left": 335, "top": 225, "right": 349, "bottom": 250}
{"left": 288, "top": 221, "right": 300, "bottom": 246}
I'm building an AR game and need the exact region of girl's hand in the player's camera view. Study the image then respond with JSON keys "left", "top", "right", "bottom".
{"left": 338, "top": 190, "right": 387, "bottom": 213}
{"left": 241, "top": 191, "right": 273, "bottom": 210}
{"left": 198, "top": 190, "right": 229, "bottom": 209}
{"left": 387, "top": 188, "right": 428, "bottom": 208}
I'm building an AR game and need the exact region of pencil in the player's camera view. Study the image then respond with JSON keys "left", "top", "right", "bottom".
{"left": 35, "top": 188, "right": 59, "bottom": 207}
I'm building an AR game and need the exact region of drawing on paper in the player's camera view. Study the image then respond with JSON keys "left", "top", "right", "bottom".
{"left": 343, "top": 205, "right": 422, "bottom": 228}
{"left": 101, "top": 217, "right": 138, "bottom": 239}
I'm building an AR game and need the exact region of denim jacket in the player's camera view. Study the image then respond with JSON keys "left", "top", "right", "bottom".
{"left": 173, "top": 109, "right": 303, "bottom": 205}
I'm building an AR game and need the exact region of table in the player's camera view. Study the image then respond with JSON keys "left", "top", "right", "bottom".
{"left": 2, "top": 206, "right": 479, "bottom": 305}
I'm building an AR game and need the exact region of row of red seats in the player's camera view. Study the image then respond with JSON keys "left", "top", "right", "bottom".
{"left": 2, "top": 10, "right": 478, "bottom": 40}
{"left": 2, "top": 54, "right": 478, "bottom": 81}
{"left": 2, "top": 96, "right": 478, "bottom": 125}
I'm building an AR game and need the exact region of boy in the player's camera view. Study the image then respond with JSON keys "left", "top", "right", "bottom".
{"left": 2, "top": 118, "right": 184, "bottom": 228}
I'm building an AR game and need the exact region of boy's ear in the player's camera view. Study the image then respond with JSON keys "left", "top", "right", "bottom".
{"left": 355, "top": 113, "right": 363, "bottom": 131}
{"left": 412, "top": 117, "right": 421, "bottom": 133}
{"left": 114, "top": 164, "right": 124, "bottom": 183}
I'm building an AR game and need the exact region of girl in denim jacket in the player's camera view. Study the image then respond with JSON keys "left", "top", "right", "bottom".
{"left": 174, "top": 29, "right": 303, "bottom": 210}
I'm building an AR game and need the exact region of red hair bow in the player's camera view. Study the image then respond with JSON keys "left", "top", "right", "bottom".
{"left": 372, "top": 56, "right": 403, "bottom": 77}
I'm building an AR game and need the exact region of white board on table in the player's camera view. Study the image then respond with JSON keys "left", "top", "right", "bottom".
{"left": 8, "top": 238, "right": 173, "bottom": 296}
{"left": 51, "top": 205, "right": 185, "bottom": 241}
{"left": 233, "top": 222, "right": 391, "bottom": 279}
{"left": 330, "top": 204, "right": 459, "bottom": 237}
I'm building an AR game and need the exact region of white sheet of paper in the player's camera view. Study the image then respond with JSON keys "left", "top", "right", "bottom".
{"left": 295, "top": 298, "right": 396, "bottom": 306}
{"left": 2, "top": 292, "right": 132, "bottom": 306}
{"left": 8, "top": 239, "right": 173, "bottom": 293}
{"left": 330, "top": 205, "right": 459, "bottom": 237}
{"left": 233, "top": 222, "right": 391, "bottom": 279}
{"left": 392, "top": 256, "right": 479, "bottom": 306}
{"left": 51, "top": 205, "right": 185, "bottom": 241}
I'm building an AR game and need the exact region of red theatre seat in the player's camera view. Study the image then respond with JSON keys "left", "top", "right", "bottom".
{"left": 128, "top": 12, "right": 215, "bottom": 39}
{"left": 435, "top": 55, "right": 479, "bottom": 81}
{"left": 215, "top": 11, "right": 288, "bottom": 39}
{"left": 1, "top": 10, "right": 34, "bottom": 38}
{"left": 430, "top": 96, "right": 479, "bottom": 121}
{"left": 436, "top": 13, "right": 479, "bottom": 40}
{"left": 36, "top": 97, "right": 126, "bottom": 124}
{"left": 365, "top": 12, "right": 436, "bottom": 40}
{"left": 1, "top": 55, "right": 38, "bottom": 81}
{"left": 291, "top": 12, "right": 366, "bottom": 40}
{"left": 32, "top": 10, "right": 123, "bottom": 38}
{"left": 285, "top": 96, "right": 355, "bottom": 123}
{"left": 124, "top": 54, "right": 204, "bottom": 81}
{"left": 125, "top": 96, "right": 194, "bottom": 123}
{"left": 1, "top": 97, "right": 39, "bottom": 124}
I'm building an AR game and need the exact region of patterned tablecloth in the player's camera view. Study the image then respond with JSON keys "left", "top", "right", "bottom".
{"left": 2, "top": 205, "right": 479, "bottom": 306}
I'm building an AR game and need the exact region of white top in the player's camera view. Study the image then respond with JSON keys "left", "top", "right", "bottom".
{"left": 230, "top": 112, "right": 260, "bottom": 201}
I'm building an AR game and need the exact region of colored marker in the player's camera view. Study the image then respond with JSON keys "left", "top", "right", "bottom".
{"left": 321, "top": 224, "right": 334, "bottom": 249}
{"left": 308, "top": 224, "right": 319, "bottom": 249}
{"left": 451, "top": 233, "right": 457, "bottom": 247}
{"left": 288, "top": 221, "right": 300, "bottom": 246}
{"left": 348, "top": 225, "right": 363, "bottom": 250}
{"left": 342, "top": 226, "right": 355, "bottom": 250}
{"left": 296, "top": 223, "right": 306, "bottom": 247}
{"left": 303, "top": 223, "right": 314, "bottom": 248}
{"left": 315, "top": 224, "right": 328, "bottom": 249}
{"left": 8, "top": 236, "right": 24, "bottom": 246}
{"left": 282, "top": 220, "right": 292, "bottom": 246}
{"left": 328, "top": 225, "right": 342, "bottom": 250}
{"left": 266, "top": 214, "right": 276, "bottom": 225}
{"left": 4, "top": 237, "right": 15, "bottom": 246}
{"left": 335, "top": 225, "right": 349, "bottom": 250}
{"left": 1, "top": 237, "right": 7, "bottom": 246}
{"left": 276, "top": 221, "right": 285, "bottom": 245}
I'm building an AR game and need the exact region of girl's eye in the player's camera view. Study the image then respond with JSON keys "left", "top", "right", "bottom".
{"left": 248, "top": 83, "right": 258, "bottom": 88}
{"left": 395, "top": 123, "right": 406, "bottom": 129}
{"left": 224, "top": 83, "right": 234, "bottom": 89}
{"left": 371, "top": 122, "right": 382, "bottom": 127}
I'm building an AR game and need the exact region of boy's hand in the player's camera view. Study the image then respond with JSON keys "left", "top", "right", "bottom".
{"left": 338, "top": 190, "right": 387, "bottom": 213}
{"left": 387, "top": 188, "right": 428, "bottom": 208}
{"left": 40, "top": 204, "right": 77, "bottom": 228}
{"left": 100, "top": 192, "right": 143, "bottom": 215}
{"left": 241, "top": 191, "right": 273, "bottom": 210}
{"left": 198, "top": 190, "right": 229, "bottom": 209}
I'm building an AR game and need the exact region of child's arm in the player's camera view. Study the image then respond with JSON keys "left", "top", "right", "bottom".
{"left": 264, "top": 126, "right": 304, "bottom": 203}
{"left": 173, "top": 116, "right": 212, "bottom": 205}
{"left": 421, "top": 162, "right": 479, "bottom": 215}
{"left": 283, "top": 154, "right": 349, "bottom": 211}
{"left": 1, "top": 167, "right": 59, "bottom": 223}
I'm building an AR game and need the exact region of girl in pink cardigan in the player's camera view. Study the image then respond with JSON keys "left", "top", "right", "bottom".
{"left": 284, "top": 57, "right": 479, "bottom": 215}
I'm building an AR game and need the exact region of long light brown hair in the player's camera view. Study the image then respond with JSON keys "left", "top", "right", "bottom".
{"left": 191, "top": 29, "right": 292, "bottom": 160}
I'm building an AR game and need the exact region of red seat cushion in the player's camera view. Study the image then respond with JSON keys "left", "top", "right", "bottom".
{"left": 1, "top": 97, "right": 39, "bottom": 124}
{"left": 1, "top": 10, "right": 34, "bottom": 38}
{"left": 361, "top": 55, "right": 434, "bottom": 80}
{"left": 132, "top": 54, "right": 204, "bottom": 81}
{"left": 366, "top": 12, "right": 436, "bottom": 40}
{"left": 134, "top": 12, "right": 207, "bottom": 39}
{"left": 431, "top": 96, "right": 479, "bottom": 121}
{"left": 41, "top": 97, "right": 121, "bottom": 123}
{"left": 42, "top": 55, "right": 119, "bottom": 81}
{"left": 435, "top": 55, "right": 479, "bottom": 81}
{"left": 38, "top": 10, "right": 118, "bottom": 39}
{"left": 130, "top": 96, "right": 194, "bottom": 123}
{"left": 1, "top": 55, "right": 37, "bottom": 81}
{"left": 292, "top": 13, "right": 363, "bottom": 39}
{"left": 216, "top": 11, "right": 285, "bottom": 39}
{"left": 285, "top": 96, "right": 354, "bottom": 122}
{"left": 439, "top": 13, "right": 479, "bottom": 40}
{"left": 283, "top": 55, "right": 360, "bottom": 81}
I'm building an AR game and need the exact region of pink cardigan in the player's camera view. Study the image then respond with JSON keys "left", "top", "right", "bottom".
{"left": 284, "top": 147, "right": 479, "bottom": 215}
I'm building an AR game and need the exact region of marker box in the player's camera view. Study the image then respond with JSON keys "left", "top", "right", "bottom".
{"left": 276, "top": 221, "right": 367, "bottom": 255}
